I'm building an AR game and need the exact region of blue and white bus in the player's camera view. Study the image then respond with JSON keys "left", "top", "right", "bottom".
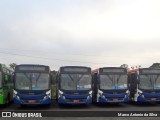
{"left": 13, "top": 64, "right": 51, "bottom": 105}
{"left": 92, "top": 67, "right": 129, "bottom": 104}
{"left": 56, "top": 66, "right": 92, "bottom": 105}
{"left": 128, "top": 68, "right": 160, "bottom": 103}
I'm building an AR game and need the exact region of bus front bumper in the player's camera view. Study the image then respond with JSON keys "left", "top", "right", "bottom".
{"left": 58, "top": 97, "right": 92, "bottom": 105}
{"left": 137, "top": 96, "right": 160, "bottom": 102}
{"left": 13, "top": 97, "right": 51, "bottom": 105}
{"left": 98, "top": 96, "right": 129, "bottom": 103}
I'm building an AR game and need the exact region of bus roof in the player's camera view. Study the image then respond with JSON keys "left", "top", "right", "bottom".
{"left": 92, "top": 67, "right": 126, "bottom": 73}
{"left": 58, "top": 66, "right": 91, "bottom": 73}
{"left": 17, "top": 64, "right": 49, "bottom": 67}
{"left": 15, "top": 64, "right": 50, "bottom": 72}
{"left": 128, "top": 68, "right": 160, "bottom": 73}
{"left": 60, "top": 66, "right": 90, "bottom": 68}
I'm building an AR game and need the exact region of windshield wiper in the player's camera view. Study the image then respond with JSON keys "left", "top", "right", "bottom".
{"left": 23, "top": 73, "right": 41, "bottom": 90}
{"left": 23, "top": 73, "right": 31, "bottom": 81}
{"left": 68, "top": 74, "right": 75, "bottom": 82}
{"left": 154, "top": 75, "right": 160, "bottom": 89}
{"left": 78, "top": 74, "right": 85, "bottom": 82}
{"left": 35, "top": 73, "right": 41, "bottom": 83}
{"left": 23, "top": 73, "right": 32, "bottom": 90}
{"left": 105, "top": 74, "right": 114, "bottom": 88}
{"left": 116, "top": 75, "right": 122, "bottom": 89}
{"left": 143, "top": 75, "right": 153, "bottom": 89}
{"left": 117, "top": 75, "right": 122, "bottom": 83}
{"left": 106, "top": 74, "right": 113, "bottom": 83}
{"left": 32, "top": 73, "right": 41, "bottom": 88}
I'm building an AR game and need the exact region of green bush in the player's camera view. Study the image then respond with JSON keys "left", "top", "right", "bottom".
{"left": 51, "top": 84, "right": 56, "bottom": 99}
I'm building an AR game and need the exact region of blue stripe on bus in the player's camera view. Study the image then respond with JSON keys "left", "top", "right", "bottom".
{"left": 103, "top": 93, "right": 126, "bottom": 98}
{"left": 63, "top": 94, "right": 89, "bottom": 99}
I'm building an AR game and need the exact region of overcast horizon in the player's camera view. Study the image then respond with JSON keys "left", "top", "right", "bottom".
{"left": 0, "top": 0, "right": 160, "bottom": 70}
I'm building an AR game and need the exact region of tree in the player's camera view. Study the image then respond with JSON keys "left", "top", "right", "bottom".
{"left": 9, "top": 63, "right": 16, "bottom": 70}
{"left": 120, "top": 64, "right": 128, "bottom": 68}
{"left": 50, "top": 70, "right": 57, "bottom": 85}
{"left": 50, "top": 70, "right": 57, "bottom": 99}
{"left": 150, "top": 63, "right": 160, "bottom": 68}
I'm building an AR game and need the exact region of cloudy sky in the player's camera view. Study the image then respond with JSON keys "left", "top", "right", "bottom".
{"left": 0, "top": 0, "right": 160, "bottom": 70}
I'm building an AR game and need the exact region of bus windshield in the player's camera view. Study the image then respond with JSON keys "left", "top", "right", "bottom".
{"left": 100, "top": 74, "right": 127, "bottom": 90}
{"left": 0, "top": 72, "right": 2, "bottom": 88}
{"left": 139, "top": 75, "right": 160, "bottom": 90}
{"left": 15, "top": 73, "right": 50, "bottom": 90}
{"left": 60, "top": 74, "right": 91, "bottom": 90}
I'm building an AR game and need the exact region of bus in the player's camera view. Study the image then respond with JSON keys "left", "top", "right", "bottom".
{"left": 13, "top": 64, "right": 51, "bottom": 105}
{"left": 56, "top": 66, "right": 92, "bottom": 105}
{"left": 128, "top": 68, "right": 160, "bottom": 102}
{"left": 92, "top": 67, "right": 129, "bottom": 104}
{"left": 0, "top": 64, "right": 14, "bottom": 105}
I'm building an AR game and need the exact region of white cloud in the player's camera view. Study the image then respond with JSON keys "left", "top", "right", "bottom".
{"left": 0, "top": 0, "right": 160, "bottom": 69}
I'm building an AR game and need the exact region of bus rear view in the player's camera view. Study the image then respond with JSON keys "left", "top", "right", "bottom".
{"left": 13, "top": 64, "right": 51, "bottom": 105}
{"left": 92, "top": 67, "right": 129, "bottom": 104}
{"left": 56, "top": 66, "right": 92, "bottom": 105}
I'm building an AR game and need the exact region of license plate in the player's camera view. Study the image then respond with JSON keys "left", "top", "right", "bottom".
{"left": 28, "top": 100, "right": 36, "bottom": 103}
{"left": 113, "top": 98, "right": 118, "bottom": 101}
{"left": 151, "top": 98, "right": 156, "bottom": 100}
{"left": 73, "top": 100, "right": 80, "bottom": 102}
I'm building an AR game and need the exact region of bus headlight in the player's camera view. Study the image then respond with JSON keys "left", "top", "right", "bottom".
{"left": 125, "top": 90, "right": 130, "bottom": 97}
{"left": 98, "top": 90, "right": 105, "bottom": 99}
{"left": 101, "top": 95, "right": 106, "bottom": 99}
{"left": 44, "top": 90, "right": 51, "bottom": 100}
{"left": 89, "top": 91, "right": 92, "bottom": 95}
{"left": 46, "top": 90, "right": 51, "bottom": 98}
{"left": 43, "top": 96, "right": 48, "bottom": 100}
{"left": 138, "top": 92, "right": 142, "bottom": 96}
{"left": 62, "top": 95, "right": 65, "bottom": 99}
{"left": 87, "top": 94, "right": 92, "bottom": 99}
{"left": 87, "top": 96, "right": 90, "bottom": 99}
{"left": 16, "top": 96, "right": 20, "bottom": 100}
{"left": 58, "top": 90, "right": 63, "bottom": 98}
{"left": 13, "top": 90, "right": 18, "bottom": 98}
{"left": 99, "top": 93, "right": 105, "bottom": 99}
{"left": 89, "top": 91, "right": 92, "bottom": 98}
{"left": 98, "top": 90, "right": 103, "bottom": 95}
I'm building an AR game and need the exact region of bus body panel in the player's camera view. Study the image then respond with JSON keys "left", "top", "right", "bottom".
{"left": 13, "top": 90, "right": 51, "bottom": 105}
{"left": 58, "top": 92, "right": 92, "bottom": 104}
{"left": 13, "top": 64, "right": 51, "bottom": 105}
{"left": 92, "top": 67, "right": 129, "bottom": 104}
{"left": 95, "top": 90, "right": 129, "bottom": 103}
{"left": 56, "top": 66, "right": 92, "bottom": 105}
